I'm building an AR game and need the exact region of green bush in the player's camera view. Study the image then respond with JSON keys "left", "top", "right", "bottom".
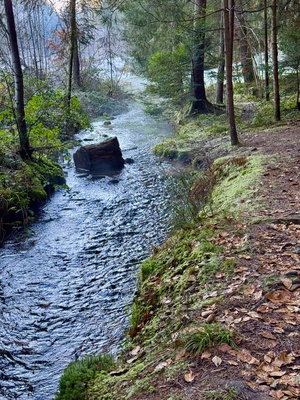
{"left": 55, "top": 354, "right": 115, "bottom": 400}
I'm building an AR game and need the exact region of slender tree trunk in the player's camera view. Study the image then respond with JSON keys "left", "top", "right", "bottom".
{"left": 191, "top": 0, "right": 213, "bottom": 113}
{"left": 297, "top": 66, "right": 300, "bottom": 110}
{"left": 272, "top": 0, "right": 280, "bottom": 121}
{"left": 28, "top": 16, "right": 39, "bottom": 79}
{"left": 216, "top": 9, "right": 225, "bottom": 104}
{"left": 4, "top": 0, "right": 30, "bottom": 157}
{"left": 264, "top": 0, "right": 270, "bottom": 101}
{"left": 224, "top": 0, "right": 239, "bottom": 145}
{"left": 235, "top": 2, "right": 255, "bottom": 84}
{"left": 67, "top": 0, "right": 76, "bottom": 124}
{"left": 73, "top": 41, "right": 81, "bottom": 87}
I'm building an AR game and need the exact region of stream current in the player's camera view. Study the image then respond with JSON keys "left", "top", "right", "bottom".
{"left": 0, "top": 101, "right": 177, "bottom": 399}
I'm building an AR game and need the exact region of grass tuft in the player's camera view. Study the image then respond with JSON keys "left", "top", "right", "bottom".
{"left": 185, "top": 323, "right": 236, "bottom": 355}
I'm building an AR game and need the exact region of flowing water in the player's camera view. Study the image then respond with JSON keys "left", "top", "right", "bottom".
{"left": 0, "top": 101, "right": 178, "bottom": 399}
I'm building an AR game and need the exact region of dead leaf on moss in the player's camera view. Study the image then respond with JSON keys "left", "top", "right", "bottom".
{"left": 126, "top": 356, "right": 138, "bottom": 364}
{"left": 130, "top": 345, "right": 141, "bottom": 356}
{"left": 175, "top": 349, "right": 188, "bottom": 361}
{"left": 154, "top": 359, "right": 172, "bottom": 372}
{"left": 184, "top": 371, "right": 195, "bottom": 383}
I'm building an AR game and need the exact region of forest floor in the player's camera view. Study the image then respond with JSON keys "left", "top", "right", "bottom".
{"left": 132, "top": 121, "right": 300, "bottom": 400}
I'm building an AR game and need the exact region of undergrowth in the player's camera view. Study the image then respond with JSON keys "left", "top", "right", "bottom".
{"left": 55, "top": 354, "right": 115, "bottom": 400}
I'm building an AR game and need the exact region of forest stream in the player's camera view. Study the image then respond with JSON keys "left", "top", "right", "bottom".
{"left": 0, "top": 100, "right": 178, "bottom": 399}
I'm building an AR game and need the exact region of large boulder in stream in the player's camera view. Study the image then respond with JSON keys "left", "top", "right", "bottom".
{"left": 73, "top": 137, "right": 125, "bottom": 174}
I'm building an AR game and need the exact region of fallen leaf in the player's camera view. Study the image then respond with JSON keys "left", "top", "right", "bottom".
{"left": 261, "top": 339, "right": 278, "bottom": 349}
{"left": 175, "top": 349, "right": 188, "bottom": 361}
{"left": 260, "top": 331, "right": 276, "bottom": 340}
{"left": 238, "top": 255, "right": 252, "bottom": 260}
{"left": 253, "top": 290, "right": 263, "bottom": 302}
{"left": 265, "top": 290, "right": 291, "bottom": 304}
{"left": 269, "top": 370, "right": 287, "bottom": 377}
{"left": 203, "top": 291, "right": 218, "bottom": 299}
{"left": 280, "top": 277, "right": 293, "bottom": 290}
{"left": 248, "top": 311, "right": 263, "bottom": 319}
{"left": 188, "top": 274, "right": 196, "bottom": 282}
{"left": 184, "top": 371, "right": 195, "bottom": 383}
{"left": 126, "top": 356, "right": 139, "bottom": 364}
{"left": 201, "top": 351, "right": 212, "bottom": 359}
{"left": 237, "top": 349, "right": 260, "bottom": 365}
{"left": 227, "top": 360, "right": 238, "bottom": 366}
{"left": 274, "top": 327, "right": 285, "bottom": 333}
{"left": 275, "top": 352, "right": 295, "bottom": 366}
{"left": 264, "top": 351, "right": 275, "bottom": 363}
{"left": 154, "top": 359, "right": 172, "bottom": 372}
{"left": 212, "top": 355, "right": 222, "bottom": 367}
{"left": 130, "top": 345, "right": 141, "bottom": 356}
{"left": 269, "top": 389, "right": 286, "bottom": 399}
{"left": 243, "top": 285, "right": 256, "bottom": 296}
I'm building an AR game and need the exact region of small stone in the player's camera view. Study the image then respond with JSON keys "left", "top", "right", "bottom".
{"left": 206, "top": 313, "right": 215, "bottom": 323}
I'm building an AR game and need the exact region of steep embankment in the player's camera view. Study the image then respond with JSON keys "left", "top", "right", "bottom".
{"left": 59, "top": 120, "right": 300, "bottom": 400}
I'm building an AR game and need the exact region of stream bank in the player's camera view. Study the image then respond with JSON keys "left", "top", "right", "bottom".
{"left": 0, "top": 100, "right": 179, "bottom": 400}
{"left": 74, "top": 121, "right": 300, "bottom": 400}
{"left": 0, "top": 156, "right": 65, "bottom": 246}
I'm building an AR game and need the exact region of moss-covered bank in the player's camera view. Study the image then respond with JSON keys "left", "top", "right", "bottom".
{"left": 0, "top": 152, "right": 65, "bottom": 245}
{"left": 55, "top": 152, "right": 266, "bottom": 400}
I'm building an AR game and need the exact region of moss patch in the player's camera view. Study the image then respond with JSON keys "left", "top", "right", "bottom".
{"left": 0, "top": 153, "right": 65, "bottom": 244}
{"left": 210, "top": 155, "right": 264, "bottom": 215}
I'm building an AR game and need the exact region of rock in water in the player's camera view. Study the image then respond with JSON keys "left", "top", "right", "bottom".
{"left": 73, "top": 137, "right": 125, "bottom": 174}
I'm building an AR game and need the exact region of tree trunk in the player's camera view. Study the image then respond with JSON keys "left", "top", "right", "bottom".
{"left": 216, "top": 8, "right": 225, "bottom": 104}
{"left": 73, "top": 41, "right": 81, "bottom": 87}
{"left": 191, "top": 0, "right": 214, "bottom": 113}
{"left": 235, "top": 1, "right": 255, "bottom": 84}
{"left": 224, "top": 0, "right": 239, "bottom": 145}
{"left": 272, "top": 0, "right": 280, "bottom": 121}
{"left": 4, "top": 0, "right": 30, "bottom": 158}
{"left": 71, "top": 28, "right": 81, "bottom": 87}
{"left": 264, "top": 0, "right": 270, "bottom": 101}
{"left": 66, "top": 0, "right": 76, "bottom": 132}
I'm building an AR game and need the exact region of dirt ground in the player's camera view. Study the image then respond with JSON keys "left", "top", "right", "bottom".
{"left": 131, "top": 121, "right": 300, "bottom": 400}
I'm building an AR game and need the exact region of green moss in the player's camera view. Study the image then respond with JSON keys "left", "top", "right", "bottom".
{"left": 0, "top": 155, "right": 65, "bottom": 243}
{"left": 56, "top": 354, "right": 115, "bottom": 400}
{"left": 90, "top": 362, "right": 145, "bottom": 400}
{"left": 211, "top": 155, "right": 264, "bottom": 215}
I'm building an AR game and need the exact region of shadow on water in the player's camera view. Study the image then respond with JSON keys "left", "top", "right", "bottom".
{"left": 0, "top": 101, "right": 180, "bottom": 399}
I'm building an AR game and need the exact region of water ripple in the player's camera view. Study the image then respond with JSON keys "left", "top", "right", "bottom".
{"left": 0, "top": 102, "right": 178, "bottom": 399}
